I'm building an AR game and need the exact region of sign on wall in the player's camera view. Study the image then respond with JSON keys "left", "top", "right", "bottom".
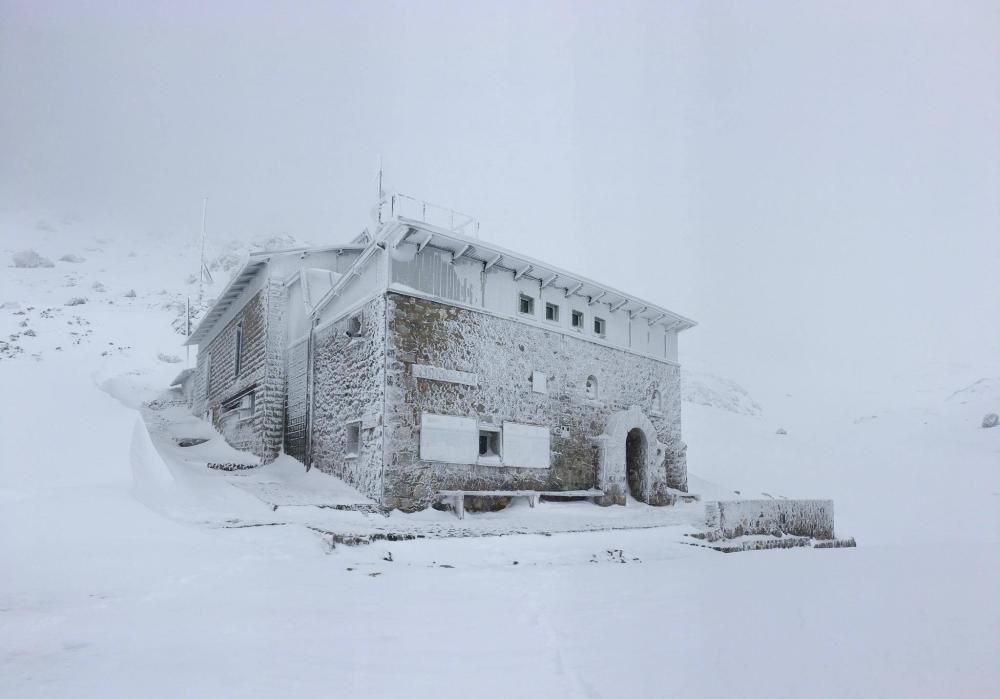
{"left": 412, "top": 364, "right": 478, "bottom": 387}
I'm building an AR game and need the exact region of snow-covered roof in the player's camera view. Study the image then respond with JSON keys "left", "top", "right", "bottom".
{"left": 186, "top": 256, "right": 269, "bottom": 346}
{"left": 170, "top": 368, "right": 195, "bottom": 387}
{"left": 185, "top": 245, "right": 363, "bottom": 346}
{"left": 187, "top": 195, "right": 695, "bottom": 347}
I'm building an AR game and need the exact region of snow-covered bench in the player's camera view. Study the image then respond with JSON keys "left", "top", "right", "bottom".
{"left": 436, "top": 489, "right": 604, "bottom": 519}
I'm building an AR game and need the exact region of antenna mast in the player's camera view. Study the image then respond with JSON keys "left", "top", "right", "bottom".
{"left": 198, "top": 197, "right": 208, "bottom": 304}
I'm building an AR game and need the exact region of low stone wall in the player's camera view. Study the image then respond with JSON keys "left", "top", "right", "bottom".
{"left": 705, "top": 499, "right": 835, "bottom": 540}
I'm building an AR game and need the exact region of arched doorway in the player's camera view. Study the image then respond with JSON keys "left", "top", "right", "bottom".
{"left": 625, "top": 427, "right": 647, "bottom": 498}
{"left": 599, "top": 405, "right": 671, "bottom": 506}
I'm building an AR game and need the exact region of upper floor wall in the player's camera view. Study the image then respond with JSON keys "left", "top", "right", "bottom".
{"left": 390, "top": 245, "right": 680, "bottom": 364}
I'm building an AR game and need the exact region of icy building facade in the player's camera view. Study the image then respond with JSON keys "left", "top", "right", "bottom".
{"left": 187, "top": 195, "right": 697, "bottom": 511}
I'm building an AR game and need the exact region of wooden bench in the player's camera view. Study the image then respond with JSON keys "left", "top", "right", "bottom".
{"left": 435, "top": 489, "right": 605, "bottom": 519}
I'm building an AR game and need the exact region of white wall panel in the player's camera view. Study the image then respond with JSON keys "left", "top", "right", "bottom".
{"left": 420, "top": 413, "right": 478, "bottom": 464}
{"left": 502, "top": 422, "right": 551, "bottom": 469}
{"left": 483, "top": 268, "right": 515, "bottom": 314}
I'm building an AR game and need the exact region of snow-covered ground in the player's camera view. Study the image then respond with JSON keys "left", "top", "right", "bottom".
{"left": 1, "top": 214, "right": 998, "bottom": 697}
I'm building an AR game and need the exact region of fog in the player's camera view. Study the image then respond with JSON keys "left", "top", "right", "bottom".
{"left": 2, "top": 0, "right": 998, "bottom": 404}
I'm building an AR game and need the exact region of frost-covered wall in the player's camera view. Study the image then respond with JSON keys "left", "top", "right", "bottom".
{"left": 705, "top": 499, "right": 836, "bottom": 539}
{"left": 382, "top": 291, "right": 685, "bottom": 511}
{"left": 194, "top": 276, "right": 285, "bottom": 462}
{"left": 389, "top": 244, "right": 680, "bottom": 363}
{"left": 314, "top": 249, "right": 386, "bottom": 327}
{"left": 258, "top": 278, "right": 287, "bottom": 461}
{"left": 390, "top": 248, "right": 482, "bottom": 307}
{"left": 309, "top": 294, "right": 386, "bottom": 500}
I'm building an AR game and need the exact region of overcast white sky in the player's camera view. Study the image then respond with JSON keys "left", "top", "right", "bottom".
{"left": 2, "top": 1, "right": 997, "bottom": 403}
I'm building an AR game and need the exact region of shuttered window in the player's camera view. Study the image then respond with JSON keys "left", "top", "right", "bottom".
{"left": 501, "top": 422, "right": 551, "bottom": 469}
{"left": 419, "top": 413, "right": 478, "bottom": 464}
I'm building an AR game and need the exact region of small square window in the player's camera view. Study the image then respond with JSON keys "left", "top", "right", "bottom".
{"left": 237, "top": 393, "right": 254, "bottom": 421}
{"left": 593, "top": 317, "right": 606, "bottom": 336}
{"left": 222, "top": 392, "right": 254, "bottom": 422}
{"left": 345, "top": 421, "right": 361, "bottom": 457}
{"left": 545, "top": 303, "right": 559, "bottom": 322}
{"left": 519, "top": 294, "right": 535, "bottom": 315}
{"left": 347, "top": 313, "right": 362, "bottom": 337}
{"left": 479, "top": 429, "right": 501, "bottom": 458}
{"left": 571, "top": 310, "right": 584, "bottom": 328}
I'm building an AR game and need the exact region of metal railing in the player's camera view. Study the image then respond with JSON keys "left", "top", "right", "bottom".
{"left": 378, "top": 192, "right": 480, "bottom": 238}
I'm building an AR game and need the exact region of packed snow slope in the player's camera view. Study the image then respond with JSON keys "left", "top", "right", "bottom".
{"left": 1, "top": 214, "right": 998, "bottom": 698}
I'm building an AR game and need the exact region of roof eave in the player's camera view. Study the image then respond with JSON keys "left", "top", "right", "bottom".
{"left": 184, "top": 257, "right": 270, "bottom": 346}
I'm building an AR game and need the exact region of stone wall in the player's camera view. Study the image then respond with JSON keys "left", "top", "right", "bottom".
{"left": 382, "top": 292, "right": 686, "bottom": 511}
{"left": 258, "top": 279, "right": 286, "bottom": 462}
{"left": 705, "top": 499, "right": 835, "bottom": 540}
{"left": 192, "top": 349, "right": 208, "bottom": 417}
{"left": 196, "top": 278, "right": 285, "bottom": 462}
{"left": 309, "top": 295, "right": 386, "bottom": 500}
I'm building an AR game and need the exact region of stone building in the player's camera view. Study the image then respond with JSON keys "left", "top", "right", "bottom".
{"left": 186, "top": 195, "right": 697, "bottom": 511}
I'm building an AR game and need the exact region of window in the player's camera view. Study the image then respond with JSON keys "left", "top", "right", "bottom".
{"left": 222, "top": 392, "right": 254, "bottom": 422}
{"left": 593, "top": 317, "right": 606, "bottom": 336}
{"left": 545, "top": 302, "right": 559, "bottom": 322}
{"left": 346, "top": 313, "right": 362, "bottom": 337}
{"left": 586, "top": 375, "right": 598, "bottom": 399}
{"left": 571, "top": 310, "right": 584, "bottom": 329}
{"left": 478, "top": 427, "right": 501, "bottom": 459}
{"left": 233, "top": 322, "right": 243, "bottom": 376}
{"left": 345, "top": 421, "right": 361, "bottom": 457}
{"left": 518, "top": 294, "right": 535, "bottom": 315}
{"left": 237, "top": 393, "right": 254, "bottom": 421}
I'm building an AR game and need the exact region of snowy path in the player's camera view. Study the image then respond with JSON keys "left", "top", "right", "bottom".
{"left": 139, "top": 399, "right": 704, "bottom": 543}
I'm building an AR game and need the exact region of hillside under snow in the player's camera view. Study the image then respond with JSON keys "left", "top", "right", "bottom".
{"left": 1, "top": 213, "right": 998, "bottom": 698}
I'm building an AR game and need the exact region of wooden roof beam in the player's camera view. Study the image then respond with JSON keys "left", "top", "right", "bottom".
{"left": 394, "top": 228, "right": 414, "bottom": 248}
{"left": 565, "top": 282, "right": 583, "bottom": 298}
{"left": 416, "top": 234, "right": 433, "bottom": 254}
{"left": 610, "top": 299, "right": 629, "bottom": 313}
{"left": 514, "top": 264, "right": 533, "bottom": 281}
{"left": 483, "top": 254, "right": 502, "bottom": 271}
{"left": 540, "top": 274, "right": 558, "bottom": 289}
{"left": 452, "top": 244, "right": 471, "bottom": 262}
{"left": 629, "top": 306, "right": 648, "bottom": 320}
{"left": 647, "top": 312, "right": 666, "bottom": 326}
{"left": 588, "top": 291, "right": 607, "bottom": 306}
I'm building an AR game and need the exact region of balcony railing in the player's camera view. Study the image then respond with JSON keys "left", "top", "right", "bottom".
{"left": 377, "top": 192, "right": 480, "bottom": 238}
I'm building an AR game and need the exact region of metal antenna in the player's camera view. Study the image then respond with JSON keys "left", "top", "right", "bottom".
{"left": 198, "top": 197, "right": 208, "bottom": 304}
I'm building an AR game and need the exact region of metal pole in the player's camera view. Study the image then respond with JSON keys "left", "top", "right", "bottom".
{"left": 186, "top": 296, "right": 191, "bottom": 366}
{"left": 198, "top": 197, "right": 208, "bottom": 304}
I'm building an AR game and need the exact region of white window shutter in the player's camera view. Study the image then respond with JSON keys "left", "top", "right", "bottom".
{"left": 502, "top": 422, "right": 551, "bottom": 469}
{"left": 420, "top": 413, "right": 478, "bottom": 464}
{"left": 531, "top": 371, "right": 547, "bottom": 394}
